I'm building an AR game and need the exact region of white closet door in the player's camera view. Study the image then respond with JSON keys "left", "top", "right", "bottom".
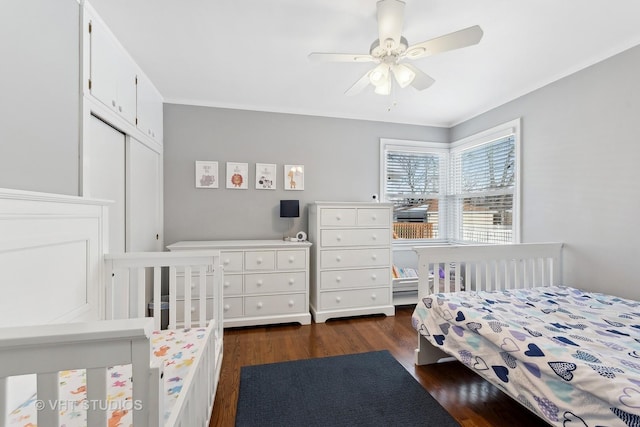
{"left": 127, "top": 137, "right": 162, "bottom": 252}
{"left": 85, "top": 115, "right": 126, "bottom": 253}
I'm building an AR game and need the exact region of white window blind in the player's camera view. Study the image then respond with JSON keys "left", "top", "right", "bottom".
{"left": 383, "top": 148, "right": 445, "bottom": 239}
{"left": 450, "top": 135, "right": 516, "bottom": 243}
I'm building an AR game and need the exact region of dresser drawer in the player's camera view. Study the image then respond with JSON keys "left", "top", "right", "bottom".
{"left": 319, "top": 287, "right": 390, "bottom": 310}
{"left": 245, "top": 293, "right": 306, "bottom": 316}
{"left": 221, "top": 251, "right": 243, "bottom": 272}
{"left": 320, "top": 268, "right": 390, "bottom": 290}
{"left": 175, "top": 273, "right": 214, "bottom": 298}
{"left": 223, "top": 296, "right": 243, "bottom": 318}
{"left": 320, "top": 208, "right": 356, "bottom": 227}
{"left": 320, "top": 248, "right": 390, "bottom": 269}
{"left": 277, "top": 249, "right": 306, "bottom": 270}
{"left": 222, "top": 273, "right": 243, "bottom": 296}
{"left": 245, "top": 271, "right": 306, "bottom": 294}
{"left": 357, "top": 208, "right": 390, "bottom": 227}
{"left": 245, "top": 250, "right": 275, "bottom": 271}
{"left": 320, "top": 228, "right": 390, "bottom": 247}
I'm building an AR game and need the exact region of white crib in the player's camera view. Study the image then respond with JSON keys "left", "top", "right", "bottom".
{"left": 0, "top": 188, "right": 223, "bottom": 426}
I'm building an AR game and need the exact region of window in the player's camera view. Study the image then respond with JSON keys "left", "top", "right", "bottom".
{"left": 380, "top": 119, "right": 520, "bottom": 244}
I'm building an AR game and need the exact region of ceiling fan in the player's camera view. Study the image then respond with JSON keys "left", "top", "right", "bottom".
{"left": 308, "top": 0, "right": 483, "bottom": 96}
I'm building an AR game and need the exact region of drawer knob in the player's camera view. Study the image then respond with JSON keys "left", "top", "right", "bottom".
{"left": 371, "top": 274, "right": 377, "bottom": 280}
{"left": 256, "top": 257, "right": 262, "bottom": 264}
{"left": 336, "top": 276, "right": 342, "bottom": 283}
{"left": 336, "top": 235, "right": 342, "bottom": 242}
{"left": 371, "top": 254, "right": 377, "bottom": 260}
{"left": 288, "top": 256, "right": 295, "bottom": 263}
{"left": 190, "top": 283, "right": 196, "bottom": 289}
{"left": 256, "top": 279, "right": 263, "bottom": 287}
{"left": 288, "top": 278, "right": 295, "bottom": 285}
{"left": 224, "top": 281, "right": 230, "bottom": 288}
{"left": 336, "top": 215, "right": 341, "bottom": 221}
{"left": 335, "top": 296, "right": 341, "bottom": 303}
{"left": 336, "top": 256, "right": 341, "bottom": 262}
{"left": 371, "top": 293, "right": 377, "bottom": 300}
{"left": 371, "top": 234, "right": 377, "bottom": 240}
{"left": 223, "top": 259, "right": 230, "bottom": 266}
{"left": 288, "top": 300, "right": 294, "bottom": 307}
{"left": 112, "top": 100, "right": 116, "bottom": 107}
{"left": 372, "top": 215, "right": 377, "bottom": 220}
{"left": 191, "top": 306, "right": 196, "bottom": 313}
{"left": 257, "top": 302, "right": 263, "bottom": 309}
{"left": 224, "top": 304, "right": 230, "bottom": 311}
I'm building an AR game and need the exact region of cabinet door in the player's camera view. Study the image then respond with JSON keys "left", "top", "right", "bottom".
{"left": 88, "top": 11, "right": 136, "bottom": 125}
{"left": 136, "top": 72, "right": 163, "bottom": 143}
{"left": 127, "top": 137, "right": 162, "bottom": 251}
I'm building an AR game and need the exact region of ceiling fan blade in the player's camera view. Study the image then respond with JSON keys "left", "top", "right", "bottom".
{"left": 308, "top": 52, "right": 375, "bottom": 63}
{"left": 405, "top": 25, "right": 483, "bottom": 60}
{"left": 377, "top": 0, "right": 405, "bottom": 50}
{"left": 402, "top": 63, "right": 435, "bottom": 91}
{"left": 345, "top": 70, "right": 373, "bottom": 96}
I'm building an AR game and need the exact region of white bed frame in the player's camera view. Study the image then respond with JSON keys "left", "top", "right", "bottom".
{"left": 413, "top": 243, "right": 563, "bottom": 365}
{"left": 0, "top": 188, "right": 223, "bottom": 426}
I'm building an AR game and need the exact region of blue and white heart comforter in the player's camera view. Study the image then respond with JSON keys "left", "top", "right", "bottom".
{"left": 412, "top": 285, "right": 640, "bottom": 426}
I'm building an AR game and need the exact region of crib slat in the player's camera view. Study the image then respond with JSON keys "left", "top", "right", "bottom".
{"left": 199, "top": 266, "right": 207, "bottom": 327}
{"left": 454, "top": 262, "right": 461, "bottom": 292}
{"left": 153, "top": 266, "right": 161, "bottom": 330}
{"left": 184, "top": 266, "right": 192, "bottom": 327}
{"left": 137, "top": 267, "right": 146, "bottom": 318}
{"left": 169, "top": 266, "right": 177, "bottom": 329}
{"left": 87, "top": 367, "right": 108, "bottom": 426}
{"left": 36, "top": 372, "right": 59, "bottom": 427}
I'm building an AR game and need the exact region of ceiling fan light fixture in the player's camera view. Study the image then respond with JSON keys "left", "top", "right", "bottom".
{"left": 391, "top": 63, "right": 416, "bottom": 88}
{"left": 369, "top": 64, "right": 389, "bottom": 86}
{"left": 374, "top": 74, "right": 392, "bottom": 95}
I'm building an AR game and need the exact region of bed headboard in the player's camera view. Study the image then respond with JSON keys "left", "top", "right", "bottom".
{"left": 0, "top": 188, "right": 108, "bottom": 327}
{"left": 414, "top": 243, "right": 564, "bottom": 296}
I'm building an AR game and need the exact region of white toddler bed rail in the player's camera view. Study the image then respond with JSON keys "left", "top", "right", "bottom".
{"left": 0, "top": 188, "right": 223, "bottom": 427}
{"left": 413, "top": 243, "right": 563, "bottom": 365}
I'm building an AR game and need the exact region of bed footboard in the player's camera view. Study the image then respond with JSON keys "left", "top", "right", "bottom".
{"left": 0, "top": 318, "right": 161, "bottom": 427}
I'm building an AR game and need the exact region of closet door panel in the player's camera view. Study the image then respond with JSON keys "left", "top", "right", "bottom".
{"left": 127, "top": 138, "right": 162, "bottom": 252}
{"left": 85, "top": 115, "right": 126, "bottom": 253}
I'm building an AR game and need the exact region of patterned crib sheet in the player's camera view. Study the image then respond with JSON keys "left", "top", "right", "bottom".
{"left": 412, "top": 286, "right": 640, "bottom": 426}
{"left": 8, "top": 327, "right": 207, "bottom": 427}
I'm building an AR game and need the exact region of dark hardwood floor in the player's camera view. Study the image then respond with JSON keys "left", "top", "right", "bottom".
{"left": 210, "top": 306, "right": 549, "bottom": 427}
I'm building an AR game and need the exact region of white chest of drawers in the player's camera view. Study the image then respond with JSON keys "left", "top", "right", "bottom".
{"left": 309, "top": 202, "right": 395, "bottom": 322}
{"left": 167, "top": 240, "right": 312, "bottom": 327}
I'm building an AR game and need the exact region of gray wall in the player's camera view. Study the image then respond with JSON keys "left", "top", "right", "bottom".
{"left": 0, "top": 0, "right": 80, "bottom": 195}
{"left": 163, "top": 105, "right": 448, "bottom": 244}
{"left": 451, "top": 45, "right": 640, "bottom": 300}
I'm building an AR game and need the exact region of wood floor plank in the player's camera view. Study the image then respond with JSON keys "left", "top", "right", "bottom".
{"left": 210, "top": 306, "right": 548, "bottom": 427}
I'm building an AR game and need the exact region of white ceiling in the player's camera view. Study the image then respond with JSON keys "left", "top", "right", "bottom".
{"left": 88, "top": 0, "right": 640, "bottom": 127}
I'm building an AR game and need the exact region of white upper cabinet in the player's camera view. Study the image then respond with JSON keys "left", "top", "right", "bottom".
{"left": 136, "top": 72, "right": 163, "bottom": 143}
{"left": 83, "top": 2, "right": 163, "bottom": 144}
{"left": 85, "top": 7, "right": 137, "bottom": 125}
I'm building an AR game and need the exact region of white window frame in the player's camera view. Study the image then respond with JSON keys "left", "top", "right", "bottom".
{"left": 380, "top": 118, "right": 521, "bottom": 245}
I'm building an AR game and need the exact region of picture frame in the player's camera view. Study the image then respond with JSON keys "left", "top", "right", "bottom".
{"left": 255, "top": 163, "right": 276, "bottom": 190}
{"left": 226, "top": 162, "right": 249, "bottom": 189}
{"left": 284, "top": 164, "right": 304, "bottom": 191}
{"left": 195, "top": 161, "right": 218, "bottom": 188}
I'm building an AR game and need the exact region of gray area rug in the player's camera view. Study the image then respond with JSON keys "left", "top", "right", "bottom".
{"left": 235, "top": 350, "right": 460, "bottom": 427}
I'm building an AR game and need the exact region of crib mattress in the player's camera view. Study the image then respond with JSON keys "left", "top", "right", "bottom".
{"left": 7, "top": 327, "right": 208, "bottom": 427}
{"left": 412, "top": 285, "right": 640, "bottom": 426}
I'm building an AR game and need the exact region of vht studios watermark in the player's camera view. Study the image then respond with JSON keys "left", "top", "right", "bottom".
{"left": 35, "top": 398, "right": 143, "bottom": 411}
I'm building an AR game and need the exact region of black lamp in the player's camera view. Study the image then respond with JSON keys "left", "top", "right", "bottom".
{"left": 280, "top": 200, "right": 299, "bottom": 240}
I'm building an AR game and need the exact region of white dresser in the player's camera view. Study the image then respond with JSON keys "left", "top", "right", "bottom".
{"left": 308, "top": 202, "right": 395, "bottom": 322}
{"left": 167, "top": 240, "right": 312, "bottom": 327}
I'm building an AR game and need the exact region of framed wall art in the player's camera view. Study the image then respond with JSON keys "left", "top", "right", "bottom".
{"left": 226, "top": 162, "right": 249, "bottom": 189}
{"left": 255, "top": 163, "right": 276, "bottom": 189}
{"left": 195, "top": 161, "right": 218, "bottom": 188}
{"left": 284, "top": 165, "right": 304, "bottom": 191}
